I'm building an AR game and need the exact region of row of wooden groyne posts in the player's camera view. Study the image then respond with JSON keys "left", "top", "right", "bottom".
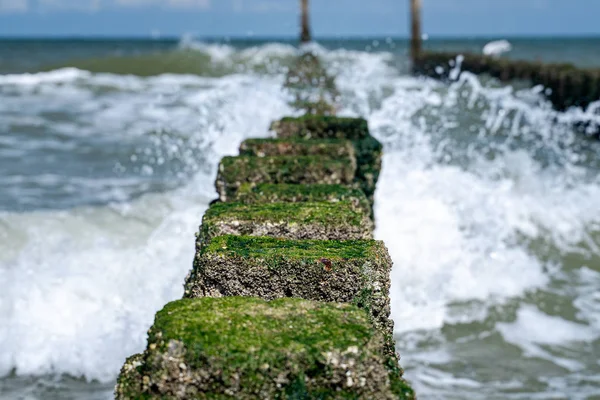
{"left": 414, "top": 51, "right": 600, "bottom": 136}
{"left": 115, "top": 53, "right": 416, "bottom": 399}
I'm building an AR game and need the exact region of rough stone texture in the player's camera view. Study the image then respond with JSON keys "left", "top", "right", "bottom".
{"left": 199, "top": 201, "right": 373, "bottom": 246}
{"left": 239, "top": 138, "right": 356, "bottom": 164}
{"left": 215, "top": 155, "right": 356, "bottom": 202}
{"left": 291, "top": 98, "right": 338, "bottom": 116}
{"left": 414, "top": 51, "right": 600, "bottom": 122}
{"left": 115, "top": 297, "right": 414, "bottom": 400}
{"left": 271, "top": 115, "right": 383, "bottom": 209}
{"left": 234, "top": 183, "right": 371, "bottom": 217}
{"left": 184, "top": 235, "right": 394, "bottom": 357}
{"left": 284, "top": 53, "right": 338, "bottom": 95}
{"left": 284, "top": 52, "right": 340, "bottom": 115}
{"left": 116, "top": 353, "right": 144, "bottom": 399}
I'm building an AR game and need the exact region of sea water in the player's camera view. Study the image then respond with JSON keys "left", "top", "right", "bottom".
{"left": 0, "top": 37, "right": 599, "bottom": 399}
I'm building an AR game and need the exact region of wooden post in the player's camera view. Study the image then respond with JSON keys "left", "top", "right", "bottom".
{"left": 410, "top": 0, "right": 422, "bottom": 61}
{"left": 300, "top": 0, "right": 311, "bottom": 43}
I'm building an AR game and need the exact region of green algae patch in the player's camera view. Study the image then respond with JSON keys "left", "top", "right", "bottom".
{"left": 284, "top": 53, "right": 338, "bottom": 95}
{"left": 234, "top": 183, "right": 371, "bottom": 216}
{"left": 271, "top": 115, "right": 382, "bottom": 208}
{"left": 291, "top": 98, "right": 338, "bottom": 116}
{"left": 115, "top": 297, "right": 413, "bottom": 399}
{"left": 185, "top": 235, "right": 394, "bottom": 357}
{"left": 273, "top": 115, "right": 370, "bottom": 141}
{"left": 115, "top": 354, "right": 146, "bottom": 400}
{"left": 199, "top": 201, "right": 373, "bottom": 244}
{"left": 284, "top": 52, "right": 340, "bottom": 115}
{"left": 215, "top": 155, "right": 356, "bottom": 201}
{"left": 239, "top": 138, "right": 356, "bottom": 162}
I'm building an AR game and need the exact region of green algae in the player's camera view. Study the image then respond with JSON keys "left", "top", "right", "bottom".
{"left": 239, "top": 138, "right": 355, "bottom": 160}
{"left": 186, "top": 235, "right": 395, "bottom": 358}
{"left": 271, "top": 116, "right": 382, "bottom": 208}
{"left": 116, "top": 298, "right": 414, "bottom": 399}
{"left": 215, "top": 155, "right": 356, "bottom": 201}
{"left": 198, "top": 201, "right": 373, "bottom": 243}
{"left": 202, "top": 235, "right": 378, "bottom": 261}
{"left": 234, "top": 183, "right": 371, "bottom": 216}
{"left": 284, "top": 52, "right": 340, "bottom": 115}
{"left": 290, "top": 98, "right": 338, "bottom": 116}
{"left": 150, "top": 298, "right": 371, "bottom": 367}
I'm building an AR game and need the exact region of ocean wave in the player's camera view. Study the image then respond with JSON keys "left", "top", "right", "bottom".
{"left": 0, "top": 41, "right": 599, "bottom": 399}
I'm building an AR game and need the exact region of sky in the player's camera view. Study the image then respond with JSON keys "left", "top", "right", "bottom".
{"left": 0, "top": 0, "right": 598, "bottom": 37}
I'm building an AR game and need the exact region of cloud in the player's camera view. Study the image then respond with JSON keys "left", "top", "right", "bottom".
{"left": 114, "top": 0, "right": 210, "bottom": 9}
{"left": 37, "top": 0, "right": 101, "bottom": 12}
{"left": 0, "top": 0, "right": 211, "bottom": 13}
{"left": 232, "top": 0, "right": 295, "bottom": 13}
{"left": 0, "top": 0, "right": 28, "bottom": 12}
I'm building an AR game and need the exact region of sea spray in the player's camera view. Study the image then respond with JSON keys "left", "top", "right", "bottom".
{"left": 0, "top": 40, "right": 599, "bottom": 399}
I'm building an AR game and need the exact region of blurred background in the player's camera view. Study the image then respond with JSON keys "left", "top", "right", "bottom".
{"left": 1, "top": 1, "right": 599, "bottom": 399}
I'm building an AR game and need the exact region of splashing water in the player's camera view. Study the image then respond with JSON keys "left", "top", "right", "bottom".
{"left": 483, "top": 40, "right": 513, "bottom": 56}
{"left": 0, "top": 39, "right": 599, "bottom": 400}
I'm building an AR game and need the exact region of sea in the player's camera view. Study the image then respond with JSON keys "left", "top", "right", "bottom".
{"left": 0, "top": 36, "right": 599, "bottom": 400}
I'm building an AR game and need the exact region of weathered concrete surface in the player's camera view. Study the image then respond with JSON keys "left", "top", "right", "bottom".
{"left": 115, "top": 49, "right": 416, "bottom": 399}
{"left": 234, "top": 183, "right": 371, "bottom": 217}
{"left": 198, "top": 201, "right": 373, "bottom": 245}
{"left": 215, "top": 155, "right": 356, "bottom": 202}
{"left": 284, "top": 52, "right": 340, "bottom": 116}
{"left": 271, "top": 115, "right": 383, "bottom": 208}
{"left": 239, "top": 138, "right": 356, "bottom": 161}
{"left": 184, "top": 235, "right": 395, "bottom": 357}
{"left": 115, "top": 297, "right": 415, "bottom": 400}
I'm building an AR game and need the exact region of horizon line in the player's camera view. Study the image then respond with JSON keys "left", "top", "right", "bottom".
{"left": 0, "top": 33, "right": 600, "bottom": 40}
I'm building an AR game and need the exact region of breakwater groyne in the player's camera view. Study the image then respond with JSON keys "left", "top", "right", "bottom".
{"left": 114, "top": 53, "right": 415, "bottom": 399}
{"left": 414, "top": 51, "right": 600, "bottom": 135}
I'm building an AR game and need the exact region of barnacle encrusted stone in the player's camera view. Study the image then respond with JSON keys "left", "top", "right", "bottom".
{"left": 240, "top": 138, "right": 356, "bottom": 160}
{"left": 198, "top": 201, "right": 373, "bottom": 245}
{"left": 284, "top": 52, "right": 340, "bottom": 115}
{"left": 215, "top": 155, "right": 356, "bottom": 202}
{"left": 234, "top": 183, "right": 371, "bottom": 216}
{"left": 115, "top": 297, "right": 415, "bottom": 400}
{"left": 271, "top": 115, "right": 382, "bottom": 208}
{"left": 184, "top": 235, "right": 394, "bottom": 356}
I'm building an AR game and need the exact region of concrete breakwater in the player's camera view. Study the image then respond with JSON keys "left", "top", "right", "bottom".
{"left": 414, "top": 51, "right": 600, "bottom": 135}
{"left": 114, "top": 54, "right": 415, "bottom": 399}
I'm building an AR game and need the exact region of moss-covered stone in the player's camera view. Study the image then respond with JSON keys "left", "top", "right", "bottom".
{"left": 185, "top": 235, "right": 394, "bottom": 356}
{"left": 284, "top": 52, "right": 340, "bottom": 115}
{"left": 234, "top": 183, "right": 371, "bottom": 216}
{"left": 271, "top": 115, "right": 382, "bottom": 208}
{"left": 215, "top": 155, "right": 356, "bottom": 201}
{"left": 115, "top": 354, "right": 145, "bottom": 400}
{"left": 198, "top": 201, "right": 373, "bottom": 245}
{"left": 284, "top": 53, "right": 337, "bottom": 94}
{"left": 291, "top": 98, "right": 338, "bottom": 116}
{"left": 115, "top": 297, "right": 414, "bottom": 400}
{"left": 239, "top": 138, "right": 355, "bottom": 161}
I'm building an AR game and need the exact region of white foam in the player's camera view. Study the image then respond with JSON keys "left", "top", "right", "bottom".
{"left": 1, "top": 42, "right": 600, "bottom": 397}
{"left": 0, "top": 65, "right": 292, "bottom": 382}
{"left": 0, "top": 68, "right": 90, "bottom": 85}
{"left": 498, "top": 305, "right": 598, "bottom": 347}
{"left": 178, "top": 38, "right": 236, "bottom": 63}
{"left": 483, "top": 40, "right": 513, "bottom": 56}
{"left": 325, "top": 46, "right": 600, "bottom": 338}
{"left": 497, "top": 305, "right": 598, "bottom": 371}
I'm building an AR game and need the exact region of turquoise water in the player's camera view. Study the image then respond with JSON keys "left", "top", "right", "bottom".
{"left": 0, "top": 37, "right": 599, "bottom": 399}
